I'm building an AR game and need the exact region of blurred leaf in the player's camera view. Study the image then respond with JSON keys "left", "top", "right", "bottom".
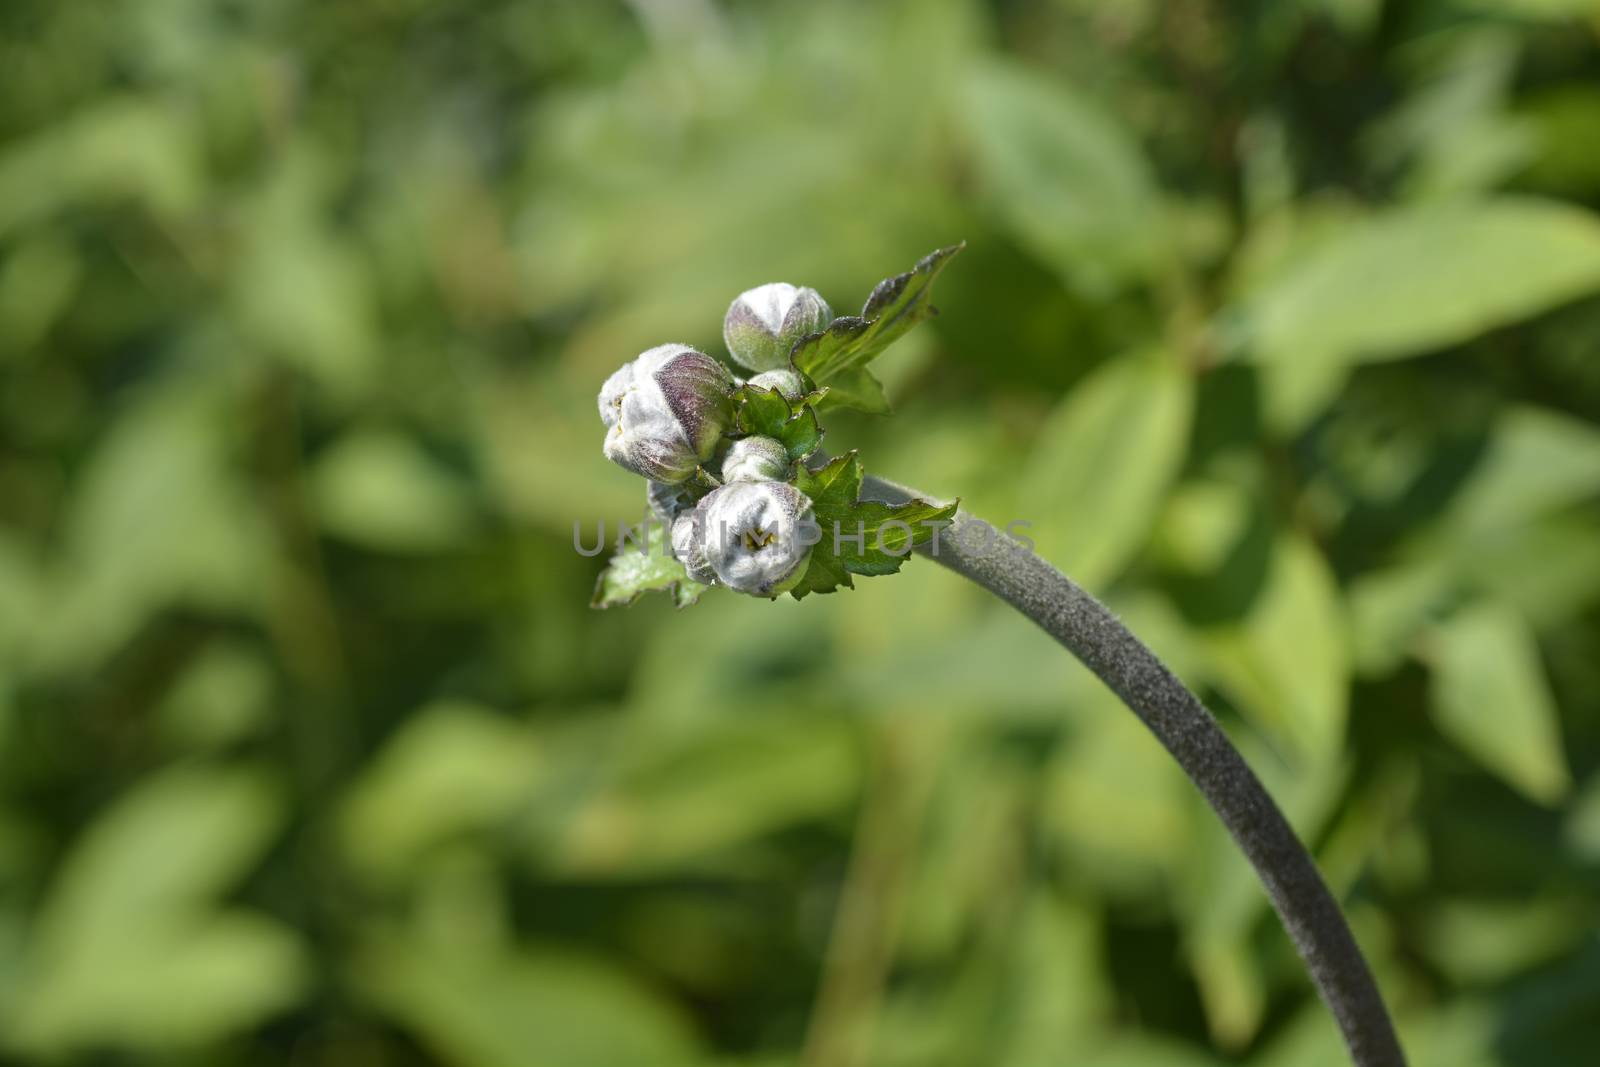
{"left": 962, "top": 61, "right": 1164, "bottom": 294}
{"left": 158, "top": 640, "right": 275, "bottom": 750}
{"left": 1200, "top": 532, "right": 1349, "bottom": 760}
{"left": 1237, "top": 198, "right": 1600, "bottom": 368}
{"left": 29, "top": 385, "right": 269, "bottom": 673}
{"left": 6, "top": 765, "right": 306, "bottom": 1053}
{"left": 340, "top": 702, "right": 546, "bottom": 883}
{"left": 359, "top": 937, "right": 700, "bottom": 1067}
{"left": 1023, "top": 350, "right": 1194, "bottom": 589}
{"left": 1426, "top": 600, "right": 1570, "bottom": 805}
{"left": 1000, "top": 893, "right": 1112, "bottom": 1066}
{"left": 551, "top": 711, "right": 861, "bottom": 876}
{"left": 1565, "top": 771, "right": 1600, "bottom": 862}
{"left": 310, "top": 428, "right": 478, "bottom": 553}
{"left": 0, "top": 96, "right": 203, "bottom": 238}
{"left": 0, "top": 234, "right": 80, "bottom": 357}
{"left": 1418, "top": 897, "right": 1588, "bottom": 983}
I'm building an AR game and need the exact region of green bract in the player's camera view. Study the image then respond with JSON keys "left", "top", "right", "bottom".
{"left": 593, "top": 247, "right": 962, "bottom": 606}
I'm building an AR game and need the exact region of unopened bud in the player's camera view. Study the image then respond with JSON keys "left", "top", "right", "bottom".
{"left": 723, "top": 283, "right": 832, "bottom": 372}
{"left": 721, "top": 436, "right": 790, "bottom": 483}
{"left": 700, "top": 481, "right": 815, "bottom": 597}
{"left": 600, "top": 344, "right": 734, "bottom": 483}
{"left": 747, "top": 368, "right": 808, "bottom": 402}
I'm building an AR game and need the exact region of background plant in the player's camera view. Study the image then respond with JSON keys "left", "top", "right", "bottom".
{"left": 2, "top": 1, "right": 1600, "bottom": 1065}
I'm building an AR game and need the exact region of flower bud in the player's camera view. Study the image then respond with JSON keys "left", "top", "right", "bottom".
{"left": 647, "top": 480, "right": 697, "bottom": 524}
{"left": 671, "top": 510, "right": 718, "bottom": 586}
{"left": 700, "top": 481, "right": 816, "bottom": 597}
{"left": 600, "top": 344, "right": 734, "bottom": 483}
{"left": 723, "top": 283, "right": 832, "bottom": 372}
{"left": 721, "top": 436, "right": 790, "bottom": 483}
{"left": 747, "top": 368, "right": 808, "bottom": 402}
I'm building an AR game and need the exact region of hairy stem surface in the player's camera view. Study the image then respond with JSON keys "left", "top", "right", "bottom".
{"left": 861, "top": 475, "right": 1406, "bottom": 1067}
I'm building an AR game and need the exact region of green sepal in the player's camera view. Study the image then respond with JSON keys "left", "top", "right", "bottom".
{"left": 734, "top": 385, "right": 791, "bottom": 438}
{"left": 733, "top": 384, "right": 825, "bottom": 463}
{"left": 790, "top": 243, "right": 964, "bottom": 409}
{"left": 591, "top": 524, "right": 710, "bottom": 609}
{"left": 788, "top": 452, "right": 958, "bottom": 599}
{"left": 778, "top": 405, "right": 823, "bottom": 462}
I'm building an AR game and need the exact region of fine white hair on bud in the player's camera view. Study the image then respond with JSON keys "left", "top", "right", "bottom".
{"left": 670, "top": 510, "right": 719, "bottom": 586}
{"left": 721, "top": 436, "right": 790, "bottom": 483}
{"left": 747, "top": 368, "right": 807, "bottom": 401}
{"left": 700, "top": 480, "right": 816, "bottom": 597}
{"left": 600, "top": 344, "right": 734, "bottom": 484}
{"left": 723, "top": 283, "right": 832, "bottom": 372}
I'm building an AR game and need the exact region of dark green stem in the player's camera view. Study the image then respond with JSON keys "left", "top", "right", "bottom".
{"left": 861, "top": 475, "right": 1406, "bottom": 1067}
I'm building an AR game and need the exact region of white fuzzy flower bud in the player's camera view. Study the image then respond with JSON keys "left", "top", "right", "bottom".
{"left": 723, "top": 283, "right": 833, "bottom": 372}
{"left": 721, "top": 436, "right": 790, "bottom": 483}
{"left": 670, "top": 510, "right": 718, "bottom": 586}
{"left": 600, "top": 344, "right": 734, "bottom": 483}
{"left": 747, "top": 368, "right": 808, "bottom": 401}
{"left": 700, "top": 481, "right": 816, "bottom": 597}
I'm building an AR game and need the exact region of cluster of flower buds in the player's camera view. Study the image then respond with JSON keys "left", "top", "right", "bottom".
{"left": 598, "top": 285, "right": 834, "bottom": 597}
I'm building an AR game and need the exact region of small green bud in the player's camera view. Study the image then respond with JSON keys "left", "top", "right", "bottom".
{"left": 721, "top": 436, "right": 790, "bottom": 483}
{"left": 600, "top": 344, "right": 734, "bottom": 483}
{"left": 723, "top": 283, "right": 832, "bottom": 372}
{"left": 747, "top": 368, "right": 807, "bottom": 401}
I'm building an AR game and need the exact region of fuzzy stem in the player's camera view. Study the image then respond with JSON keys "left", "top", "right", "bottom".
{"left": 861, "top": 474, "right": 1406, "bottom": 1067}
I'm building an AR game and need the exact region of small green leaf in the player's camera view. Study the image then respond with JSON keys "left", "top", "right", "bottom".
{"left": 733, "top": 384, "right": 791, "bottom": 438}
{"left": 778, "top": 405, "right": 823, "bottom": 461}
{"left": 591, "top": 525, "right": 708, "bottom": 609}
{"left": 814, "top": 366, "right": 891, "bottom": 415}
{"left": 1427, "top": 600, "right": 1570, "bottom": 805}
{"left": 791, "top": 244, "right": 963, "bottom": 403}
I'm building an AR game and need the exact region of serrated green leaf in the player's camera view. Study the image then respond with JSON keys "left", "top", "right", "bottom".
{"left": 789, "top": 453, "right": 955, "bottom": 598}
{"left": 1427, "top": 600, "right": 1570, "bottom": 805}
{"left": 778, "top": 405, "right": 823, "bottom": 461}
{"left": 795, "top": 453, "right": 865, "bottom": 515}
{"left": 591, "top": 525, "right": 708, "bottom": 609}
{"left": 791, "top": 244, "right": 963, "bottom": 401}
{"left": 1236, "top": 198, "right": 1600, "bottom": 370}
{"left": 734, "top": 385, "right": 791, "bottom": 438}
{"left": 814, "top": 366, "right": 891, "bottom": 415}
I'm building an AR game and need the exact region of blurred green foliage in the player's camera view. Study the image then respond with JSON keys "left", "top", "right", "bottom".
{"left": 3, "top": 0, "right": 1600, "bottom": 1064}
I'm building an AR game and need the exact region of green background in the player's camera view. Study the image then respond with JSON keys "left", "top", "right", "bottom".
{"left": 4, "top": 0, "right": 1600, "bottom": 1064}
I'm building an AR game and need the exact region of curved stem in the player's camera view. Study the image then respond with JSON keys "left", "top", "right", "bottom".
{"left": 862, "top": 475, "right": 1406, "bottom": 1067}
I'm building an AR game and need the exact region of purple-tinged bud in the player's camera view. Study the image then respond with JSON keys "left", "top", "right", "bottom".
{"left": 723, "top": 284, "right": 832, "bottom": 373}
{"left": 700, "top": 481, "right": 815, "bottom": 597}
{"left": 600, "top": 344, "right": 734, "bottom": 483}
{"left": 721, "top": 436, "right": 790, "bottom": 483}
